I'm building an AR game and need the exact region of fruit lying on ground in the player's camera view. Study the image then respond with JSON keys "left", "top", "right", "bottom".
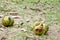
{"left": 33, "top": 21, "right": 48, "bottom": 35}
{"left": 2, "top": 16, "right": 14, "bottom": 27}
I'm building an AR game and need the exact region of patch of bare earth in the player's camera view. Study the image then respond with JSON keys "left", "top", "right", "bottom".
{"left": 0, "top": 0, "right": 60, "bottom": 40}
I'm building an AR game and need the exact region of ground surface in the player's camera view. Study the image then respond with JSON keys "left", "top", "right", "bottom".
{"left": 0, "top": 0, "right": 60, "bottom": 40}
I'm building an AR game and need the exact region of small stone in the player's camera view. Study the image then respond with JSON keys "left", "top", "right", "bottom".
{"left": 26, "top": 19, "right": 30, "bottom": 22}
{"left": 21, "top": 28, "right": 27, "bottom": 32}
{"left": 0, "top": 28, "right": 5, "bottom": 31}
{"left": 0, "top": 15, "right": 3, "bottom": 18}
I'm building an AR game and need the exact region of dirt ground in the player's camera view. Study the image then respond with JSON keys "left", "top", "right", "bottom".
{"left": 0, "top": 0, "right": 60, "bottom": 40}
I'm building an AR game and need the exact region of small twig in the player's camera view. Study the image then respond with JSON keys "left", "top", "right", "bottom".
{"left": 33, "top": 0, "right": 40, "bottom": 4}
{"left": 12, "top": 16, "right": 20, "bottom": 19}
{"left": 30, "top": 8, "right": 41, "bottom": 12}
{"left": 8, "top": 12, "right": 18, "bottom": 16}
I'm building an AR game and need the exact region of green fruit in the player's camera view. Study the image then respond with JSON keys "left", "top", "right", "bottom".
{"left": 2, "top": 16, "right": 14, "bottom": 27}
{"left": 33, "top": 21, "right": 48, "bottom": 35}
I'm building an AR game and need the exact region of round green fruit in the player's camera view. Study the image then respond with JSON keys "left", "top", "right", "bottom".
{"left": 33, "top": 22, "right": 48, "bottom": 35}
{"left": 2, "top": 16, "right": 14, "bottom": 27}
